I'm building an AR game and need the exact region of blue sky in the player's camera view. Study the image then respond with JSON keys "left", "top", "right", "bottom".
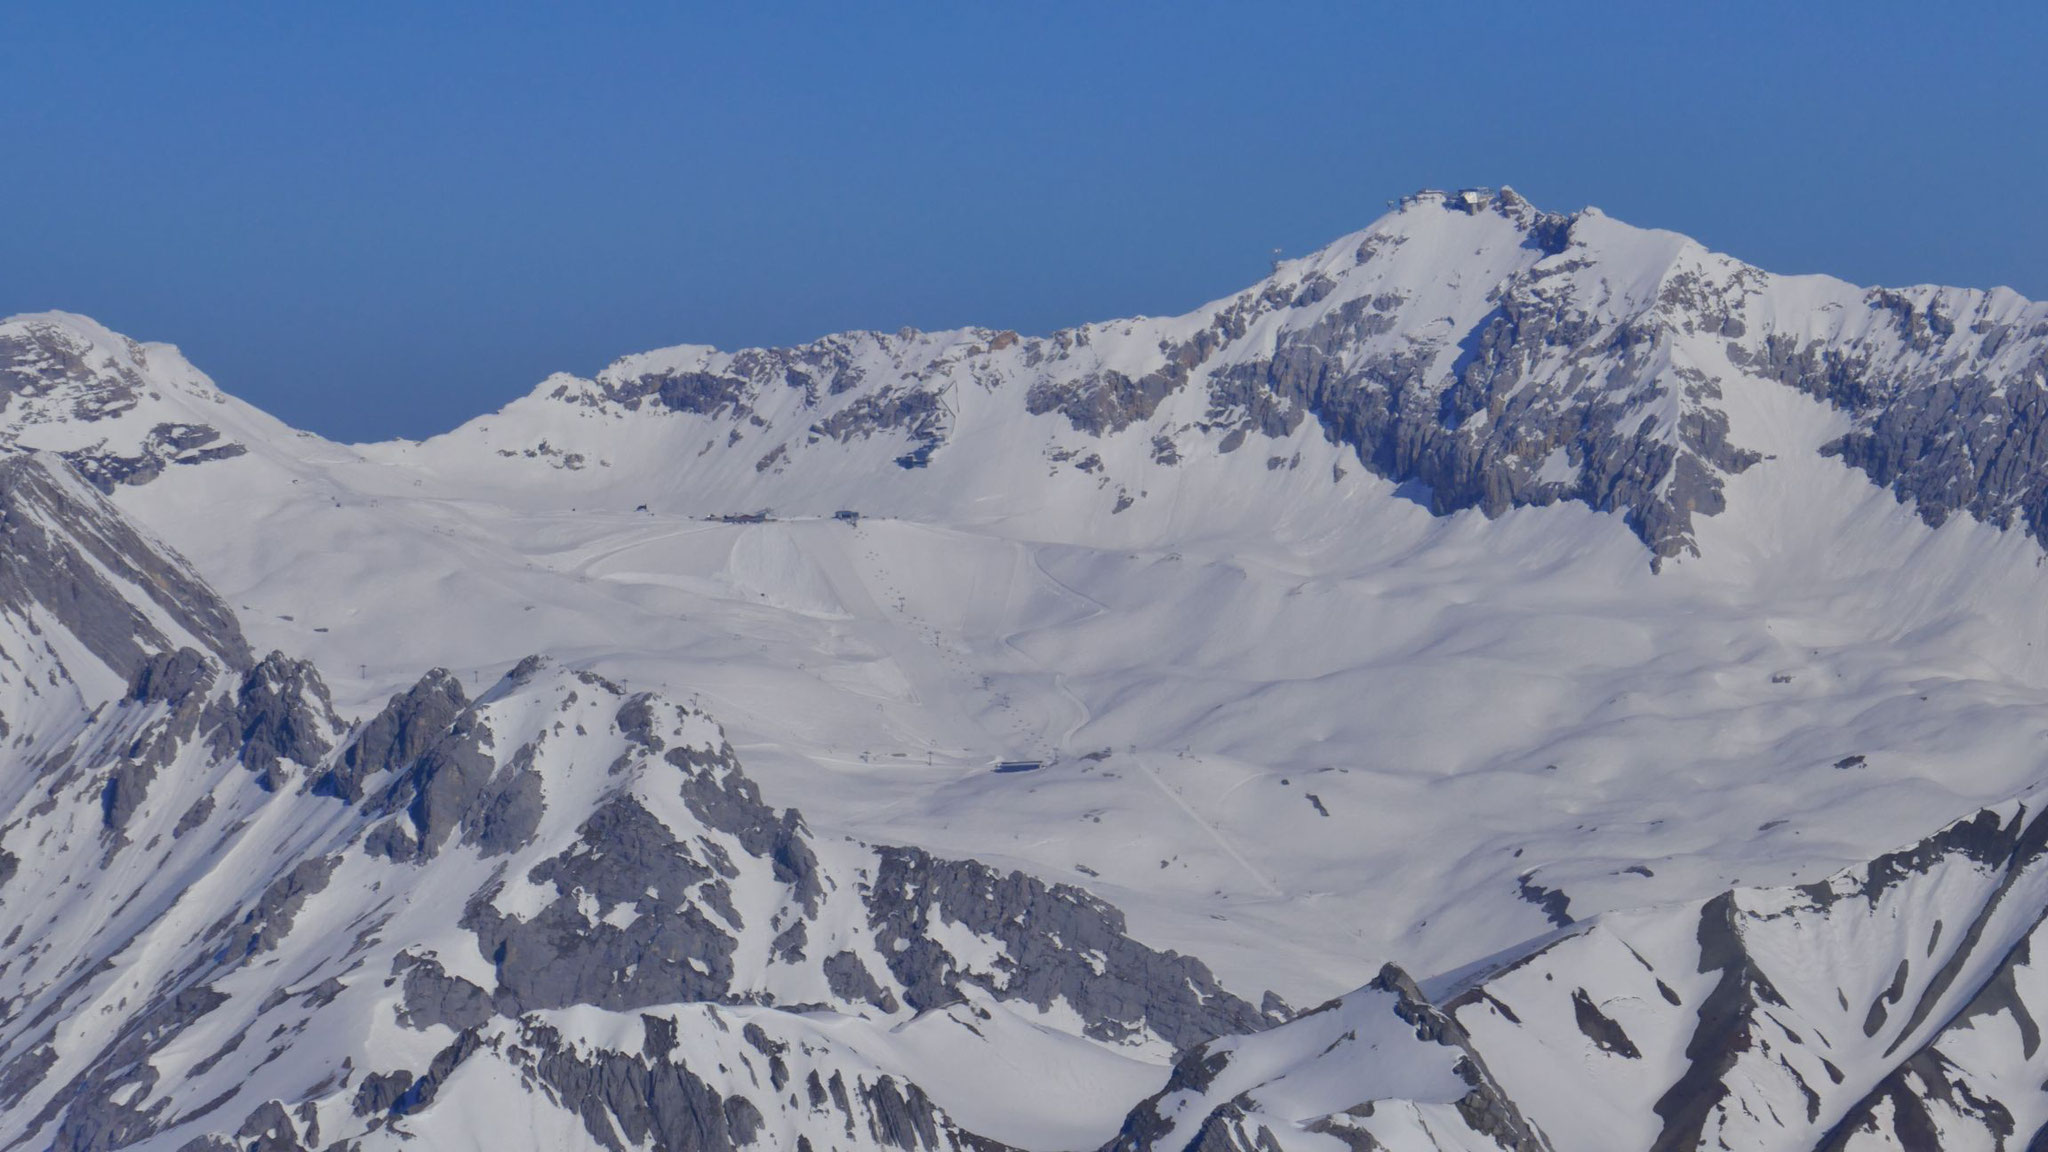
{"left": 4, "top": 2, "right": 2044, "bottom": 441}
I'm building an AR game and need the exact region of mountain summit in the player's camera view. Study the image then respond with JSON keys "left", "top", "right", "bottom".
{"left": 335, "top": 186, "right": 2048, "bottom": 569}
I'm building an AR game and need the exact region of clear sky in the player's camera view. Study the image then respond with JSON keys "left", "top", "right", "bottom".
{"left": 4, "top": 2, "right": 2044, "bottom": 442}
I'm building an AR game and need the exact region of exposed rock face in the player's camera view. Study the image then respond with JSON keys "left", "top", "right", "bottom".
{"left": 460, "top": 791, "right": 742, "bottom": 1011}
{"left": 312, "top": 669, "right": 468, "bottom": 803}
{"left": 867, "top": 846, "right": 1270, "bottom": 1049}
{"left": 356, "top": 679, "right": 543, "bottom": 861}
{"left": 0, "top": 315, "right": 247, "bottom": 494}
{"left": 0, "top": 454, "right": 249, "bottom": 685}
{"left": 228, "top": 652, "right": 342, "bottom": 792}
{"left": 61, "top": 422, "right": 247, "bottom": 492}
{"left": 1733, "top": 295, "right": 2048, "bottom": 542}
{"left": 1195, "top": 236, "right": 1765, "bottom": 561}
{"left": 0, "top": 318, "right": 150, "bottom": 421}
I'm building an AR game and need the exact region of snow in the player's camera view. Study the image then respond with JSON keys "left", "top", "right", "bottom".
{"left": 42, "top": 198, "right": 2048, "bottom": 1013}
{"left": 831, "top": 993, "right": 1171, "bottom": 1149}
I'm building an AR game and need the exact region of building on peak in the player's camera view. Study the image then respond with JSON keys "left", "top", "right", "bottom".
{"left": 1450, "top": 187, "right": 1494, "bottom": 213}
{"left": 1391, "top": 187, "right": 1498, "bottom": 214}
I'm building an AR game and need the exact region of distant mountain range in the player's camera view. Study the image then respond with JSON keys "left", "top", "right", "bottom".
{"left": 5, "top": 188, "right": 2048, "bottom": 1149}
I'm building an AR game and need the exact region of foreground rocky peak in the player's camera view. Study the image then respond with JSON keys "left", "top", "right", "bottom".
{"left": 13, "top": 492, "right": 2048, "bottom": 1152}
{"left": 0, "top": 469, "right": 1277, "bottom": 1150}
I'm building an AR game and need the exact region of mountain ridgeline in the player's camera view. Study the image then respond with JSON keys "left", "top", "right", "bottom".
{"left": 11, "top": 189, "right": 2048, "bottom": 564}
{"left": 384, "top": 185, "right": 2048, "bottom": 566}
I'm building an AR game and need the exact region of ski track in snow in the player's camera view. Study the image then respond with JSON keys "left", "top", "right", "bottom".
{"left": 1134, "top": 752, "right": 1285, "bottom": 899}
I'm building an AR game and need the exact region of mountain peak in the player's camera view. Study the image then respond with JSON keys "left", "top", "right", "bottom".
{"left": 0, "top": 310, "right": 258, "bottom": 492}
{"left": 17, "top": 195, "right": 2048, "bottom": 573}
{"left": 376, "top": 192, "right": 1761, "bottom": 561}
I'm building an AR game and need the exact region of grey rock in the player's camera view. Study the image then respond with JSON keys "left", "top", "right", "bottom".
{"left": 126, "top": 647, "right": 217, "bottom": 708}
{"left": 0, "top": 1042, "right": 57, "bottom": 1110}
{"left": 1098, "top": 1049, "right": 1232, "bottom": 1151}
{"left": 314, "top": 668, "right": 468, "bottom": 802}
{"left": 101, "top": 649, "right": 226, "bottom": 832}
{"left": 812, "top": 386, "right": 948, "bottom": 470}
{"left": 62, "top": 424, "right": 247, "bottom": 494}
{"left": 1569, "top": 988, "right": 1640, "bottom": 1059}
{"left": 1515, "top": 872, "right": 1573, "bottom": 929}
{"left": 1729, "top": 297, "right": 2048, "bottom": 554}
{"left": 1646, "top": 891, "right": 1804, "bottom": 1152}
{"left": 1204, "top": 254, "right": 1759, "bottom": 564}
{"left": 171, "top": 795, "right": 214, "bottom": 839}
{"left": 520, "top": 1019, "right": 765, "bottom": 1152}
{"left": 226, "top": 652, "right": 340, "bottom": 792}
{"left": 460, "top": 794, "right": 735, "bottom": 1013}
{"left": 207, "top": 855, "right": 338, "bottom": 964}
{"left": 0, "top": 321, "right": 145, "bottom": 419}
{"left": 394, "top": 952, "right": 493, "bottom": 1032}
{"left": 613, "top": 693, "right": 665, "bottom": 753}
{"left": 667, "top": 743, "right": 823, "bottom": 915}
{"left": 1370, "top": 964, "right": 1550, "bottom": 1152}
{"left": 234, "top": 1101, "right": 308, "bottom": 1152}
{"left": 30, "top": 984, "right": 229, "bottom": 1152}
{"left": 361, "top": 690, "right": 544, "bottom": 860}
{"left": 353, "top": 1029, "right": 480, "bottom": 1119}
{"left": 865, "top": 846, "right": 1266, "bottom": 1049}
{"left": 517, "top": 1016, "right": 1007, "bottom": 1152}
{"left": 823, "top": 950, "right": 898, "bottom": 1013}
{"left": 0, "top": 455, "right": 250, "bottom": 682}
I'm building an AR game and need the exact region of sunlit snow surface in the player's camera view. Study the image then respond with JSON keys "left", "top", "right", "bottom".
{"left": 106, "top": 332, "right": 2048, "bottom": 1010}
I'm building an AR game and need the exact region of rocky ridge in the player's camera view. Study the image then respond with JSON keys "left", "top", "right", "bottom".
{"left": 362, "top": 187, "right": 2048, "bottom": 568}
{"left": 1102, "top": 793, "right": 2048, "bottom": 1151}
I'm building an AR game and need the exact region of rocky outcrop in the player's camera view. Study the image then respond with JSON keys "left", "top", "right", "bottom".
{"left": 0, "top": 316, "right": 247, "bottom": 494}
{"left": 227, "top": 652, "right": 342, "bottom": 792}
{"left": 0, "top": 454, "right": 249, "bottom": 682}
{"left": 313, "top": 668, "right": 467, "bottom": 802}
{"left": 868, "top": 846, "right": 1270, "bottom": 1049}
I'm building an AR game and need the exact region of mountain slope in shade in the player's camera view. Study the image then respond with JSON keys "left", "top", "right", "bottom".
{"left": 1107, "top": 794, "right": 2048, "bottom": 1152}
{"left": 8, "top": 189, "right": 2048, "bottom": 1148}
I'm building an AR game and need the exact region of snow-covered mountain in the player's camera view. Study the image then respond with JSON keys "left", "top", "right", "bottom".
{"left": 9, "top": 188, "right": 2048, "bottom": 1148}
